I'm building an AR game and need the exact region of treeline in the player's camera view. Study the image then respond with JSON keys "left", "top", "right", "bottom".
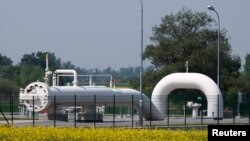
{"left": 0, "top": 52, "right": 144, "bottom": 93}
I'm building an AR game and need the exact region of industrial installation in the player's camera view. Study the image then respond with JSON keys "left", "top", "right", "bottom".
{"left": 19, "top": 54, "right": 223, "bottom": 121}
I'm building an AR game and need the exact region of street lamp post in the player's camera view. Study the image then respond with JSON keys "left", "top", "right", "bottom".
{"left": 139, "top": 0, "right": 144, "bottom": 127}
{"left": 207, "top": 5, "right": 220, "bottom": 88}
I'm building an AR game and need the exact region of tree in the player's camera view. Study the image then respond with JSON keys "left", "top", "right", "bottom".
{"left": 0, "top": 77, "right": 19, "bottom": 92}
{"left": 16, "top": 65, "right": 44, "bottom": 87}
{"left": 0, "top": 54, "right": 19, "bottom": 98}
{"left": 243, "top": 54, "right": 250, "bottom": 80}
{"left": 103, "top": 67, "right": 112, "bottom": 74}
{"left": 143, "top": 8, "right": 241, "bottom": 94}
{"left": 18, "top": 52, "right": 62, "bottom": 86}
{"left": 0, "top": 54, "right": 17, "bottom": 80}
{"left": 20, "top": 52, "right": 61, "bottom": 71}
{"left": 21, "top": 53, "right": 39, "bottom": 66}
{"left": 0, "top": 66, "right": 19, "bottom": 80}
{"left": 0, "top": 54, "right": 12, "bottom": 67}
{"left": 61, "top": 61, "right": 75, "bottom": 69}
{"left": 239, "top": 54, "right": 250, "bottom": 93}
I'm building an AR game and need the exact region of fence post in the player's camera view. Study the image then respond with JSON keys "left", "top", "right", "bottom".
{"left": 74, "top": 94, "right": 76, "bottom": 128}
{"left": 233, "top": 111, "right": 235, "bottom": 125}
{"left": 9, "top": 92, "right": 11, "bottom": 124}
{"left": 150, "top": 96, "right": 151, "bottom": 126}
{"left": 131, "top": 94, "right": 134, "bottom": 127}
{"left": 233, "top": 103, "right": 236, "bottom": 125}
{"left": 217, "top": 95, "right": 219, "bottom": 125}
{"left": 249, "top": 95, "right": 250, "bottom": 125}
{"left": 184, "top": 96, "right": 186, "bottom": 126}
{"left": 167, "top": 95, "right": 169, "bottom": 126}
{"left": 54, "top": 96, "right": 56, "bottom": 127}
{"left": 11, "top": 94, "right": 13, "bottom": 124}
{"left": 141, "top": 96, "right": 144, "bottom": 127}
{"left": 94, "top": 95, "right": 96, "bottom": 127}
{"left": 33, "top": 96, "right": 35, "bottom": 126}
{"left": 113, "top": 94, "right": 115, "bottom": 127}
{"left": 200, "top": 109, "right": 203, "bottom": 125}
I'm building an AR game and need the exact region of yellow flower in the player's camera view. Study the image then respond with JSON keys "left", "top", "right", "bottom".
{"left": 0, "top": 125, "right": 207, "bottom": 141}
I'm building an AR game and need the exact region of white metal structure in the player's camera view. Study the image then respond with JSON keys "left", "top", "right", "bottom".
{"left": 19, "top": 54, "right": 223, "bottom": 120}
{"left": 186, "top": 101, "right": 202, "bottom": 118}
{"left": 19, "top": 81, "right": 161, "bottom": 120}
{"left": 151, "top": 73, "right": 223, "bottom": 120}
{"left": 19, "top": 72, "right": 223, "bottom": 120}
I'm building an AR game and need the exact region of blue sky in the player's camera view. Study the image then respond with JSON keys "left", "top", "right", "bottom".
{"left": 0, "top": 0, "right": 249, "bottom": 70}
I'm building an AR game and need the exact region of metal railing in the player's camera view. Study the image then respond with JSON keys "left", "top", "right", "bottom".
{"left": 1, "top": 92, "right": 250, "bottom": 128}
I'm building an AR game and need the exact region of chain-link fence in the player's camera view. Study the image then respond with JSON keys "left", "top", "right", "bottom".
{"left": 1, "top": 91, "right": 250, "bottom": 128}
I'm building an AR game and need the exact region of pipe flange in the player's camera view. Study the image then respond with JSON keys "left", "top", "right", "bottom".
{"left": 23, "top": 82, "right": 49, "bottom": 112}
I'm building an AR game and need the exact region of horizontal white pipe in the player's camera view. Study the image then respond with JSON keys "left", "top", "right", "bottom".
{"left": 54, "top": 69, "right": 78, "bottom": 86}
{"left": 19, "top": 82, "right": 163, "bottom": 120}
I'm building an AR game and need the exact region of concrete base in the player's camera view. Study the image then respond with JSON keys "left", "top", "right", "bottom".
{"left": 77, "top": 112, "right": 103, "bottom": 122}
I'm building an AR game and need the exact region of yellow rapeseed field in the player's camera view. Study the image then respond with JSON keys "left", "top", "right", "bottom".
{"left": 0, "top": 125, "right": 207, "bottom": 141}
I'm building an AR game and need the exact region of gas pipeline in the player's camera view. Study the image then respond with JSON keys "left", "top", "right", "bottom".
{"left": 19, "top": 54, "right": 224, "bottom": 121}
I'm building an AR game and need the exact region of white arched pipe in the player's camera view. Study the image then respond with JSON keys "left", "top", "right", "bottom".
{"left": 151, "top": 73, "right": 223, "bottom": 119}
{"left": 54, "top": 69, "right": 78, "bottom": 86}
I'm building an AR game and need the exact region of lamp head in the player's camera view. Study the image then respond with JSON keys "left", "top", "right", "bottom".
{"left": 207, "top": 5, "right": 215, "bottom": 11}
